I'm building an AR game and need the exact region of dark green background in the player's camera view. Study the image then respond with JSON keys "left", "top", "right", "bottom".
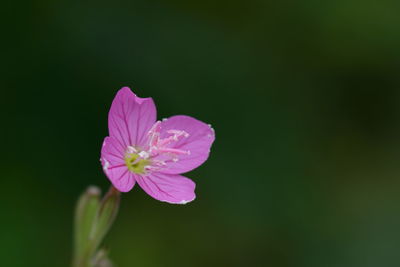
{"left": 2, "top": 1, "right": 400, "bottom": 266}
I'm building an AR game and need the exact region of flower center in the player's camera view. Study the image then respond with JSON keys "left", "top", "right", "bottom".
{"left": 124, "top": 151, "right": 150, "bottom": 174}
{"left": 123, "top": 122, "right": 191, "bottom": 175}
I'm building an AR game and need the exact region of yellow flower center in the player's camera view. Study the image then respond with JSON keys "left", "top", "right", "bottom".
{"left": 125, "top": 152, "right": 150, "bottom": 174}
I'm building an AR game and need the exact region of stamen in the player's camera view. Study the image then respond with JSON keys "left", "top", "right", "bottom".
{"left": 152, "top": 159, "right": 167, "bottom": 166}
{"left": 138, "top": 151, "right": 150, "bottom": 159}
{"left": 157, "top": 136, "right": 176, "bottom": 147}
{"left": 148, "top": 121, "right": 161, "bottom": 134}
{"left": 127, "top": 146, "right": 137, "bottom": 153}
{"left": 144, "top": 123, "right": 193, "bottom": 172}
{"left": 149, "top": 146, "right": 158, "bottom": 154}
{"left": 158, "top": 147, "right": 190, "bottom": 155}
{"left": 167, "top": 129, "right": 189, "bottom": 138}
{"left": 144, "top": 165, "right": 161, "bottom": 171}
{"left": 148, "top": 121, "right": 162, "bottom": 148}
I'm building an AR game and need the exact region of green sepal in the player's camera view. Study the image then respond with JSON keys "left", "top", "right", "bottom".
{"left": 88, "top": 186, "right": 120, "bottom": 256}
{"left": 73, "top": 186, "right": 101, "bottom": 267}
{"left": 72, "top": 186, "right": 120, "bottom": 267}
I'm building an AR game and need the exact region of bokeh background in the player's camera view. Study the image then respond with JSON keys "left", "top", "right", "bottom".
{"left": 2, "top": 0, "right": 400, "bottom": 266}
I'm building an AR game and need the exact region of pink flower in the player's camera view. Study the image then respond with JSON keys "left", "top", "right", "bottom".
{"left": 100, "top": 87, "right": 215, "bottom": 204}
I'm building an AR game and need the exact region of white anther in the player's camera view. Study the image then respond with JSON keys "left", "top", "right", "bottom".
{"left": 166, "top": 130, "right": 189, "bottom": 140}
{"left": 145, "top": 165, "right": 161, "bottom": 172}
{"left": 144, "top": 165, "right": 157, "bottom": 171}
{"left": 153, "top": 160, "right": 167, "bottom": 166}
{"left": 172, "top": 158, "right": 179, "bottom": 162}
{"left": 127, "top": 146, "right": 137, "bottom": 153}
{"left": 148, "top": 121, "right": 161, "bottom": 134}
{"left": 138, "top": 151, "right": 150, "bottom": 159}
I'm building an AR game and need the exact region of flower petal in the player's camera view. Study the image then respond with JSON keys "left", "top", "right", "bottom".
{"left": 135, "top": 173, "right": 196, "bottom": 204}
{"left": 101, "top": 136, "right": 125, "bottom": 166}
{"left": 157, "top": 115, "right": 215, "bottom": 174}
{"left": 106, "top": 166, "right": 136, "bottom": 192}
{"left": 101, "top": 136, "right": 135, "bottom": 192}
{"left": 108, "top": 87, "right": 157, "bottom": 148}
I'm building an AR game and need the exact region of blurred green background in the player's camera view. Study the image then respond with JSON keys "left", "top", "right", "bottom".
{"left": 2, "top": 0, "right": 400, "bottom": 266}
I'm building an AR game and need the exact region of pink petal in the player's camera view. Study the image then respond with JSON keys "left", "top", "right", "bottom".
{"left": 108, "top": 87, "right": 157, "bottom": 148}
{"left": 101, "top": 136, "right": 125, "bottom": 166}
{"left": 101, "top": 136, "right": 135, "bottom": 192}
{"left": 135, "top": 172, "right": 196, "bottom": 204}
{"left": 106, "top": 166, "right": 136, "bottom": 192}
{"left": 156, "top": 115, "right": 215, "bottom": 174}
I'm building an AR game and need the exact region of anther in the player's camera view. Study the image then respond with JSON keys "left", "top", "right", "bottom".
{"left": 148, "top": 121, "right": 161, "bottom": 134}
{"left": 158, "top": 147, "right": 190, "bottom": 155}
{"left": 138, "top": 151, "right": 150, "bottom": 159}
{"left": 127, "top": 146, "right": 137, "bottom": 153}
